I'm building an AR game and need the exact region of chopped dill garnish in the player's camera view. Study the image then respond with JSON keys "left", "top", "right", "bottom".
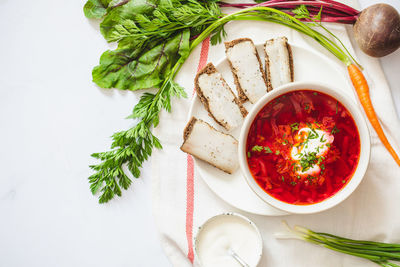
{"left": 252, "top": 145, "right": 273, "bottom": 153}
{"left": 331, "top": 125, "right": 340, "bottom": 135}
{"left": 299, "top": 151, "right": 318, "bottom": 172}
{"left": 307, "top": 131, "right": 318, "bottom": 140}
{"left": 290, "top": 122, "right": 299, "bottom": 132}
{"left": 264, "top": 146, "right": 273, "bottom": 153}
{"left": 252, "top": 145, "right": 263, "bottom": 152}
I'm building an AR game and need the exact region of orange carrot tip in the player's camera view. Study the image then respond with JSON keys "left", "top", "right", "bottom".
{"left": 347, "top": 64, "right": 400, "bottom": 167}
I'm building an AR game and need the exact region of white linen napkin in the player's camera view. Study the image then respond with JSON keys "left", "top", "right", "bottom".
{"left": 152, "top": 1, "right": 400, "bottom": 266}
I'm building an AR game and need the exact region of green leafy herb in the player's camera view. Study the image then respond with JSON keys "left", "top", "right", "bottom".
{"left": 308, "top": 132, "right": 318, "bottom": 140}
{"left": 331, "top": 125, "right": 340, "bottom": 135}
{"left": 247, "top": 152, "right": 251, "bottom": 158}
{"left": 305, "top": 127, "right": 318, "bottom": 141}
{"left": 252, "top": 145, "right": 264, "bottom": 152}
{"left": 292, "top": 4, "right": 312, "bottom": 20}
{"left": 290, "top": 122, "right": 299, "bottom": 132}
{"left": 264, "top": 146, "right": 273, "bottom": 153}
{"left": 86, "top": 0, "right": 228, "bottom": 203}
{"left": 299, "top": 151, "right": 318, "bottom": 172}
{"left": 252, "top": 145, "right": 273, "bottom": 153}
{"left": 92, "top": 31, "right": 190, "bottom": 90}
{"left": 307, "top": 175, "right": 316, "bottom": 182}
{"left": 275, "top": 150, "right": 280, "bottom": 155}
{"left": 83, "top": 0, "right": 110, "bottom": 19}
{"left": 89, "top": 65, "right": 188, "bottom": 203}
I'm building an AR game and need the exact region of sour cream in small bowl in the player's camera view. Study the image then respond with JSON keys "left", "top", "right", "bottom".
{"left": 194, "top": 213, "right": 263, "bottom": 267}
{"left": 238, "top": 81, "right": 370, "bottom": 214}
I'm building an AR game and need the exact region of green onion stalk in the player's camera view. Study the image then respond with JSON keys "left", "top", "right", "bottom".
{"left": 276, "top": 221, "right": 400, "bottom": 267}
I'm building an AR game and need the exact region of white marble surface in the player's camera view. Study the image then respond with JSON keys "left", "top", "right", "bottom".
{"left": 0, "top": 1, "right": 398, "bottom": 267}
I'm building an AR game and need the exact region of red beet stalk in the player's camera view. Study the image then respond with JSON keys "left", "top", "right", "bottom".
{"left": 219, "top": 0, "right": 360, "bottom": 24}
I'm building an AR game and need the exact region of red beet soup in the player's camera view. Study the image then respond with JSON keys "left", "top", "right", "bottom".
{"left": 246, "top": 90, "right": 361, "bottom": 205}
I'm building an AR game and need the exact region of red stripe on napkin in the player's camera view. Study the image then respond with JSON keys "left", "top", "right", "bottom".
{"left": 186, "top": 37, "right": 210, "bottom": 263}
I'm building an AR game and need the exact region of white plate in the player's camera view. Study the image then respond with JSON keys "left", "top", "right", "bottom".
{"left": 188, "top": 43, "right": 351, "bottom": 216}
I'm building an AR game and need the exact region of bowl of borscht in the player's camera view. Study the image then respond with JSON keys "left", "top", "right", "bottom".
{"left": 239, "top": 81, "right": 370, "bottom": 214}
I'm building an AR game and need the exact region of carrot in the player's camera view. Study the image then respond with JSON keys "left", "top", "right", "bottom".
{"left": 347, "top": 63, "right": 400, "bottom": 166}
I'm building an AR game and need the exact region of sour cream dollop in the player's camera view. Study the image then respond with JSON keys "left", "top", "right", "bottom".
{"left": 290, "top": 127, "right": 334, "bottom": 176}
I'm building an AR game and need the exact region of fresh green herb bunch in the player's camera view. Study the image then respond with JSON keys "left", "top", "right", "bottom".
{"left": 90, "top": 0, "right": 223, "bottom": 91}
{"left": 85, "top": 0, "right": 225, "bottom": 203}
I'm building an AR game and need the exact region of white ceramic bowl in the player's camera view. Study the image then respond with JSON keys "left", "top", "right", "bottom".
{"left": 238, "top": 81, "right": 371, "bottom": 214}
{"left": 194, "top": 213, "right": 263, "bottom": 266}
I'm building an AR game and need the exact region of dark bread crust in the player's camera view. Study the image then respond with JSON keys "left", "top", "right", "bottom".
{"left": 264, "top": 37, "right": 294, "bottom": 91}
{"left": 226, "top": 54, "right": 248, "bottom": 102}
{"left": 286, "top": 39, "right": 294, "bottom": 82}
{"left": 194, "top": 62, "right": 247, "bottom": 130}
{"left": 180, "top": 117, "right": 238, "bottom": 174}
{"left": 264, "top": 52, "right": 272, "bottom": 92}
{"left": 225, "top": 38, "right": 269, "bottom": 103}
{"left": 224, "top": 37, "right": 253, "bottom": 49}
{"left": 264, "top": 38, "right": 274, "bottom": 91}
{"left": 182, "top": 116, "right": 197, "bottom": 142}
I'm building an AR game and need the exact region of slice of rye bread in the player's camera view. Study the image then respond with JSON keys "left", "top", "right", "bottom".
{"left": 225, "top": 38, "right": 270, "bottom": 102}
{"left": 181, "top": 117, "right": 239, "bottom": 174}
{"left": 194, "top": 62, "right": 247, "bottom": 130}
{"left": 264, "top": 36, "right": 294, "bottom": 90}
